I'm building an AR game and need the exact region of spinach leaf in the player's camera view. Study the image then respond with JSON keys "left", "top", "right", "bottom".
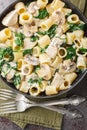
{"left": 66, "top": 47, "right": 76, "bottom": 59}
{"left": 14, "top": 75, "right": 21, "bottom": 87}
{"left": 23, "top": 49, "right": 33, "bottom": 56}
{"left": 34, "top": 8, "right": 49, "bottom": 19}
{"left": 79, "top": 48, "right": 87, "bottom": 54}
{"left": 37, "top": 24, "right": 58, "bottom": 38}
{"left": 14, "top": 32, "right": 25, "bottom": 46}
{"left": 68, "top": 23, "right": 85, "bottom": 32}
{"left": 30, "top": 35, "right": 39, "bottom": 42}
{"left": 28, "top": 77, "right": 43, "bottom": 85}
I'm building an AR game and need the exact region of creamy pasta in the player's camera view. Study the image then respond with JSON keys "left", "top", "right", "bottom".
{"left": 0, "top": 0, "right": 87, "bottom": 96}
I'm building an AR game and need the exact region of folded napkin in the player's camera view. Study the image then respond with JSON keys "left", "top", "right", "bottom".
{"left": 0, "top": 0, "right": 86, "bottom": 130}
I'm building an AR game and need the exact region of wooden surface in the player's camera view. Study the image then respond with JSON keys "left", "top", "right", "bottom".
{"left": 0, "top": 0, "right": 87, "bottom": 130}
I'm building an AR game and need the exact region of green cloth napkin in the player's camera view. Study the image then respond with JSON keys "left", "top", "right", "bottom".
{"left": 0, "top": 0, "right": 87, "bottom": 130}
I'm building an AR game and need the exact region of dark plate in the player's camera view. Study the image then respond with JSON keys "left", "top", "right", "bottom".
{"left": 0, "top": 0, "right": 87, "bottom": 101}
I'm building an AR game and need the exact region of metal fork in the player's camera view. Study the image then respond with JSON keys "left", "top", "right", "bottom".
{"left": 0, "top": 89, "right": 86, "bottom": 106}
{"left": 0, "top": 99, "right": 83, "bottom": 119}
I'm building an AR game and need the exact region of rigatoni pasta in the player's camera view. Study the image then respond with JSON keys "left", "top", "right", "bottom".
{"left": 0, "top": 0, "right": 87, "bottom": 96}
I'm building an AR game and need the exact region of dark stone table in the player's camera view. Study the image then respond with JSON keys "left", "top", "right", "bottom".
{"left": 0, "top": 0, "right": 87, "bottom": 130}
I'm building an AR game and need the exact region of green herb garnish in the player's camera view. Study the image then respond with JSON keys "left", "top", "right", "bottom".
{"left": 0, "top": 60, "right": 5, "bottom": 71}
{"left": 0, "top": 47, "right": 14, "bottom": 61}
{"left": 40, "top": 45, "right": 49, "bottom": 53}
{"left": 66, "top": 47, "right": 76, "bottom": 59}
{"left": 68, "top": 23, "right": 85, "bottom": 32}
{"left": 37, "top": 24, "right": 58, "bottom": 38}
{"left": 14, "top": 75, "right": 21, "bottom": 87}
{"left": 14, "top": 32, "right": 25, "bottom": 46}
{"left": 34, "top": 65, "right": 40, "bottom": 73}
{"left": 79, "top": 48, "right": 87, "bottom": 54}
{"left": 28, "top": 77, "right": 43, "bottom": 85}
{"left": 34, "top": 8, "right": 49, "bottom": 19}
{"left": 30, "top": 35, "right": 39, "bottom": 42}
{"left": 23, "top": 49, "right": 33, "bottom": 56}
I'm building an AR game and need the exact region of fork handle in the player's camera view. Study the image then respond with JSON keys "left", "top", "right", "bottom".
{"left": 26, "top": 103, "right": 82, "bottom": 119}
{"left": 35, "top": 105, "right": 82, "bottom": 119}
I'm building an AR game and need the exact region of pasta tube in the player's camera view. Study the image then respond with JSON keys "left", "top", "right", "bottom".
{"left": 15, "top": 2, "right": 26, "bottom": 14}
{"left": 37, "top": 0, "right": 48, "bottom": 9}
{"left": 45, "top": 85, "right": 59, "bottom": 95}
{"left": 58, "top": 47, "right": 67, "bottom": 58}
{"left": 0, "top": 28, "right": 12, "bottom": 42}
{"left": 40, "top": 17, "right": 54, "bottom": 31}
{"left": 19, "top": 12, "right": 33, "bottom": 25}
{"left": 67, "top": 14, "right": 80, "bottom": 24}
{"left": 77, "top": 56, "right": 87, "bottom": 70}
{"left": 29, "top": 83, "right": 41, "bottom": 96}
{"left": 64, "top": 72, "right": 77, "bottom": 84}
{"left": 22, "top": 64, "right": 34, "bottom": 75}
{"left": 38, "top": 35, "right": 51, "bottom": 48}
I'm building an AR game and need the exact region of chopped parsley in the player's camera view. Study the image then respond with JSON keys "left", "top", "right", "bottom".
{"left": 14, "top": 75, "right": 21, "bottom": 87}
{"left": 66, "top": 47, "right": 76, "bottom": 59}
{"left": 14, "top": 32, "right": 25, "bottom": 47}
{"left": 68, "top": 23, "right": 85, "bottom": 32}
{"left": 37, "top": 24, "right": 58, "bottom": 38}
{"left": 30, "top": 35, "right": 39, "bottom": 42}
{"left": 34, "top": 8, "right": 49, "bottom": 19}
{"left": 0, "top": 47, "right": 14, "bottom": 61}
{"left": 79, "top": 48, "right": 87, "bottom": 54}
{"left": 40, "top": 45, "right": 49, "bottom": 53}
{"left": 23, "top": 49, "right": 33, "bottom": 56}
{"left": 28, "top": 77, "right": 43, "bottom": 85}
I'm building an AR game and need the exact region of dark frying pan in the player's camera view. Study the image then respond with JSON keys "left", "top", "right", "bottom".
{"left": 0, "top": 0, "right": 87, "bottom": 101}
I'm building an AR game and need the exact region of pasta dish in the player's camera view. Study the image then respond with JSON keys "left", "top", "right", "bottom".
{"left": 0, "top": 0, "right": 87, "bottom": 96}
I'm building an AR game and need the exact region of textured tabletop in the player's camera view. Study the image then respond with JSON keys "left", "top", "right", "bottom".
{"left": 0, "top": 0, "right": 87, "bottom": 130}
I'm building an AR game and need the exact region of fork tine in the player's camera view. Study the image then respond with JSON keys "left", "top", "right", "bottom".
{"left": 0, "top": 101, "right": 16, "bottom": 106}
{"left": 0, "top": 89, "right": 16, "bottom": 94}
{"left": 0, "top": 94, "right": 16, "bottom": 99}
{"left": 0, "top": 104, "right": 16, "bottom": 109}
{"left": 0, "top": 109, "right": 18, "bottom": 114}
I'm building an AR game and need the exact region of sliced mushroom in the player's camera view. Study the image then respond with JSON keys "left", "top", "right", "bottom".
{"left": 59, "top": 60, "right": 76, "bottom": 74}
{"left": 51, "top": 73, "right": 64, "bottom": 87}
{"left": 24, "top": 38, "right": 37, "bottom": 49}
{"left": 28, "top": 2, "right": 39, "bottom": 14}
{"left": 2, "top": 10, "right": 18, "bottom": 26}
{"left": 52, "top": 9, "right": 65, "bottom": 25}
{"left": 24, "top": 55, "right": 40, "bottom": 66}
{"left": 46, "top": 44, "right": 57, "bottom": 58}
{"left": 37, "top": 64, "right": 52, "bottom": 80}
